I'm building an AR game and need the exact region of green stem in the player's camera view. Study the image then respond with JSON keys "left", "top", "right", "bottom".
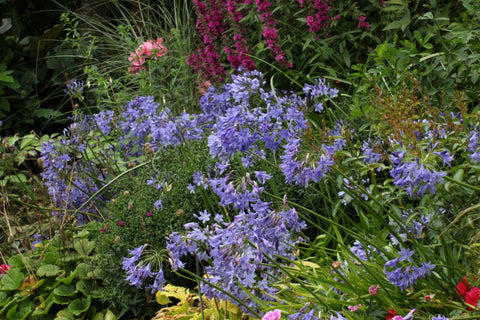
{"left": 444, "top": 175, "right": 480, "bottom": 193}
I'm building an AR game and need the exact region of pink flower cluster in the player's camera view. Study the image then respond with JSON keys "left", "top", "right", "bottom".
{"left": 189, "top": 0, "right": 256, "bottom": 82}
{"left": 358, "top": 16, "right": 371, "bottom": 28}
{"left": 255, "top": 0, "right": 291, "bottom": 67}
{"left": 128, "top": 38, "right": 167, "bottom": 74}
{"left": 299, "top": 0, "right": 337, "bottom": 32}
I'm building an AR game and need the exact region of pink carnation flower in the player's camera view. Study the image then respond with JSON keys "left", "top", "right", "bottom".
{"left": 262, "top": 309, "right": 281, "bottom": 320}
{"left": 128, "top": 38, "right": 167, "bottom": 74}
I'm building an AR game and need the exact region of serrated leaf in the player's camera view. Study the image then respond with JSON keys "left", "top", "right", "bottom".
{"left": 52, "top": 294, "right": 71, "bottom": 305}
{"left": 39, "top": 252, "right": 58, "bottom": 266}
{"left": 0, "top": 268, "right": 25, "bottom": 290}
{"left": 37, "top": 264, "right": 62, "bottom": 277}
{"left": 67, "top": 295, "right": 91, "bottom": 316}
{"left": 75, "top": 279, "right": 92, "bottom": 296}
{"left": 53, "top": 284, "right": 77, "bottom": 297}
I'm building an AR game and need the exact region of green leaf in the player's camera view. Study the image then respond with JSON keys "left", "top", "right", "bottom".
{"left": 74, "top": 239, "right": 95, "bottom": 256}
{"left": 19, "top": 134, "right": 36, "bottom": 150}
{"left": 53, "top": 284, "right": 77, "bottom": 297}
{"left": 104, "top": 309, "right": 117, "bottom": 320}
{"left": 67, "top": 296, "right": 91, "bottom": 316}
{"left": 55, "top": 309, "right": 75, "bottom": 320}
{"left": 0, "top": 70, "right": 14, "bottom": 83}
{"left": 52, "top": 294, "right": 71, "bottom": 305}
{"left": 37, "top": 264, "right": 62, "bottom": 277}
{"left": 6, "top": 301, "right": 32, "bottom": 320}
{"left": 76, "top": 279, "right": 92, "bottom": 296}
{"left": 33, "top": 108, "right": 64, "bottom": 119}
{"left": 0, "top": 291, "right": 9, "bottom": 306}
{"left": 39, "top": 252, "right": 58, "bottom": 266}
{"left": 0, "top": 97, "right": 10, "bottom": 112}
{"left": 0, "top": 268, "right": 25, "bottom": 290}
{"left": 58, "top": 270, "right": 77, "bottom": 285}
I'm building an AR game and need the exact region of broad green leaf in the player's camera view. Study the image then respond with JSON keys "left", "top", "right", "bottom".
{"left": 74, "top": 239, "right": 95, "bottom": 256}
{"left": 76, "top": 279, "right": 92, "bottom": 296}
{"left": 6, "top": 301, "right": 32, "bottom": 320}
{"left": 67, "top": 295, "right": 91, "bottom": 316}
{"left": 39, "top": 252, "right": 58, "bottom": 266}
{"left": 55, "top": 309, "right": 75, "bottom": 320}
{"left": 8, "top": 254, "right": 32, "bottom": 270}
{"left": 52, "top": 294, "right": 71, "bottom": 305}
{"left": 53, "top": 284, "right": 77, "bottom": 297}
{"left": 37, "top": 264, "right": 62, "bottom": 277}
{"left": 0, "top": 268, "right": 25, "bottom": 290}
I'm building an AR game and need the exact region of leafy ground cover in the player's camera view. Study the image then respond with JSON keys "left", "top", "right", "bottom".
{"left": 1, "top": 0, "right": 480, "bottom": 319}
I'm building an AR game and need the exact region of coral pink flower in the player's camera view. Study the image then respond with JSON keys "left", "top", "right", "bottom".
{"left": 128, "top": 38, "right": 167, "bottom": 74}
{"left": 262, "top": 309, "right": 281, "bottom": 320}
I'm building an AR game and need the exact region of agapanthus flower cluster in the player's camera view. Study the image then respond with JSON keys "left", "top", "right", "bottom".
{"left": 389, "top": 150, "right": 447, "bottom": 197}
{"left": 383, "top": 248, "right": 435, "bottom": 290}
{"left": 166, "top": 204, "right": 305, "bottom": 310}
{"left": 122, "top": 245, "right": 165, "bottom": 293}
{"left": 64, "top": 79, "right": 85, "bottom": 97}
{"left": 467, "top": 129, "right": 480, "bottom": 162}
{"left": 128, "top": 38, "right": 167, "bottom": 74}
{"left": 40, "top": 115, "right": 109, "bottom": 223}
{"left": 117, "top": 96, "right": 205, "bottom": 156}
{"left": 350, "top": 239, "right": 383, "bottom": 262}
{"left": 41, "top": 95, "right": 206, "bottom": 223}
{"left": 389, "top": 208, "right": 431, "bottom": 245}
{"left": 201, "top": 70, "right": 343, "bottom": 187}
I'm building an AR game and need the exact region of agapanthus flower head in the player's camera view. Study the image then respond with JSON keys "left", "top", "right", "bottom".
{"left": 383, "top": 249, "right": 435, "bottom": 290}
{"left": 64, "top": 79, "right": 85, "bottom": 97}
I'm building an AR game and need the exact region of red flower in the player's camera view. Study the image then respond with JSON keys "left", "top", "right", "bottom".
{"left": 118, "top": 221, "right": 125, "bottom": 227}
{"left": 457, "top": 276, "right": 469, "bottom": 297}
{"left": 465, "top": 287, "right": 480, "bottom": 310}
{"left": 457, "top": 276, "right": 480, "bottom": 310}
{"left": 0, "top": 264, "right": 11, "bottom": 274}
{"left": 386, "top": 308, "right": 397, "bottom": 320}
